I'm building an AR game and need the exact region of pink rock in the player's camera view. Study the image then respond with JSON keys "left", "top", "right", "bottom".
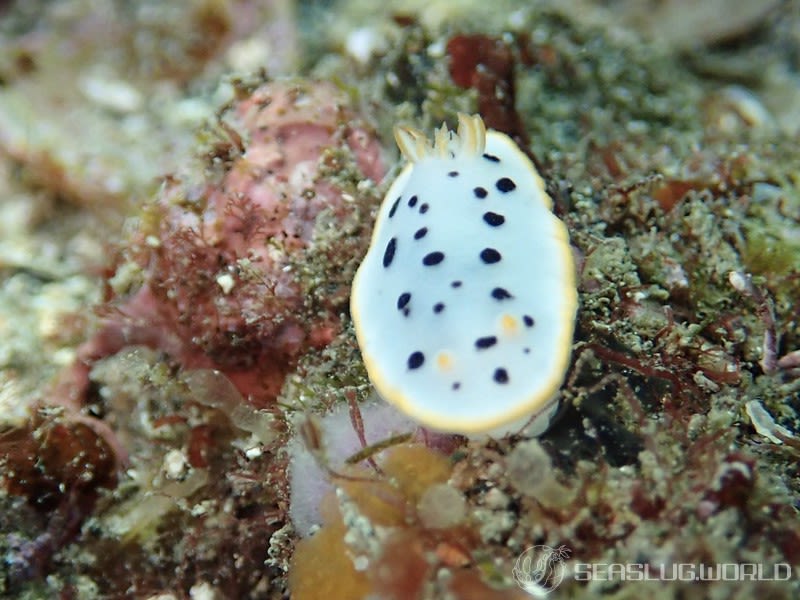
{"left": 63, "top": 80, "right": 385, "bottom": 409}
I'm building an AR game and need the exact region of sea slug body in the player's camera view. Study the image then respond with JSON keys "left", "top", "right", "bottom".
{"left": 351, "top": 114, "right": 577, "bottom": 436}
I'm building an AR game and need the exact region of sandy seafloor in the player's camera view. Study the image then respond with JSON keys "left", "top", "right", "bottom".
{"left": 1, "top": 1, "right": 799, "bottom": 598}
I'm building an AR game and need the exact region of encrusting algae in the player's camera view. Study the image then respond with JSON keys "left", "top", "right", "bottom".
{"left": 289, "top": 443, "right": 483, "bottom": 600}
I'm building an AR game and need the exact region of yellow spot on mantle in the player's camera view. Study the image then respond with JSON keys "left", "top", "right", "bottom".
{"left": 501, "top": 314, "right": 518, "bottom": 335}
{"left": 436, "top": 351, "right": 454, "bottom": 371}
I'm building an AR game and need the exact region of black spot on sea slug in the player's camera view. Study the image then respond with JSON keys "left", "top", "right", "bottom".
{"left": 389, "top": 197, "right": 401, "bottom": 218}
{"left": 491, "top": 287, "right": 512, "bottom": 300}
{"left": 419, "top": 203, "right": 429, "bottom": 214}
{"left": 480, "top": 248, "right": 501, "bottom": 264}
{"left": 433, "top": 302, "right": 445, "bottom": 314}
{"left": 408, "top": 351, "right": 425, "bottom": 369}
{"left": 397, "top": 292, "right": 411, "bottom": 309}
{"left": 523, "top": 315, "right": 535, "bottom": 327}
{"left": 423, "top": 251, "right": 445, "bottom": 266}
{"left": 483, "top": 153, "right": 500, "bottom": 163}
{"left": 408, "top": 195, "right": 418, "bottom": 208}
{"left": 451, "top": 280, "right": 462, "bottom": 288}
{"left": 383, "top": 238, "right": 397, "bottom": 267}
{"left": 483, "top": 211, "right": 505, "bottom": 227}
{"left": 496, "top": 177, "right": 516, "bottom": 193}
{"left": 448, "top": 171, "right": 459, "bottom": 177}
{"left": 414, "top": 227, "right": 428, "bottom": 240}
{"left": 475, "top": 336, "right": 497, "bottom": 349}
{"left": 452, "top": 382, "right": 461, "bottom": 390}
{"left": 494, "top": 368, "right": 509, "bottom": 384}
{"left": 473, "top": 187, "right": 488, "bottom": 199}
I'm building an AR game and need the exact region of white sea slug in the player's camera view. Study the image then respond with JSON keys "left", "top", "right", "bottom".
{"left": 351, "top": 114, "right": 577, "bottom": 437}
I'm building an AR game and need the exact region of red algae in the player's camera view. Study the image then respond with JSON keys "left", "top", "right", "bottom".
{"left": 0, "top": 413, "right": 117, "bottom": 585}
{"left": 0, "top": 416, "right": 116, "bottom": 513}
{"left": 69, "top": 79, "right": 385, "bottom": 408}
{"left": 446, "top": 34, "right": 531, "bottom": 162}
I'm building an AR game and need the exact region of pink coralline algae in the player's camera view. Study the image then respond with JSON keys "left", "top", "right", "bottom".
{"left": 65, "top": 80, "right": 385, "bottom": 409}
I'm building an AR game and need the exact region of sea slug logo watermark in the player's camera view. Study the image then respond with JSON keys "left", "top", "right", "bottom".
{"left": 512, "top": 545, "right": 794, "bottom": 596}
{"left": 512, "top": 544, "right": 571, "bottom": 597}
{"left": 574, "top": 562, "right": 793, "bottom": 582}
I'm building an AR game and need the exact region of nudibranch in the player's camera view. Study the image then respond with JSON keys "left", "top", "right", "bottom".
{"left": 351, "top": 114, "right": 577, "bottom": 437}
